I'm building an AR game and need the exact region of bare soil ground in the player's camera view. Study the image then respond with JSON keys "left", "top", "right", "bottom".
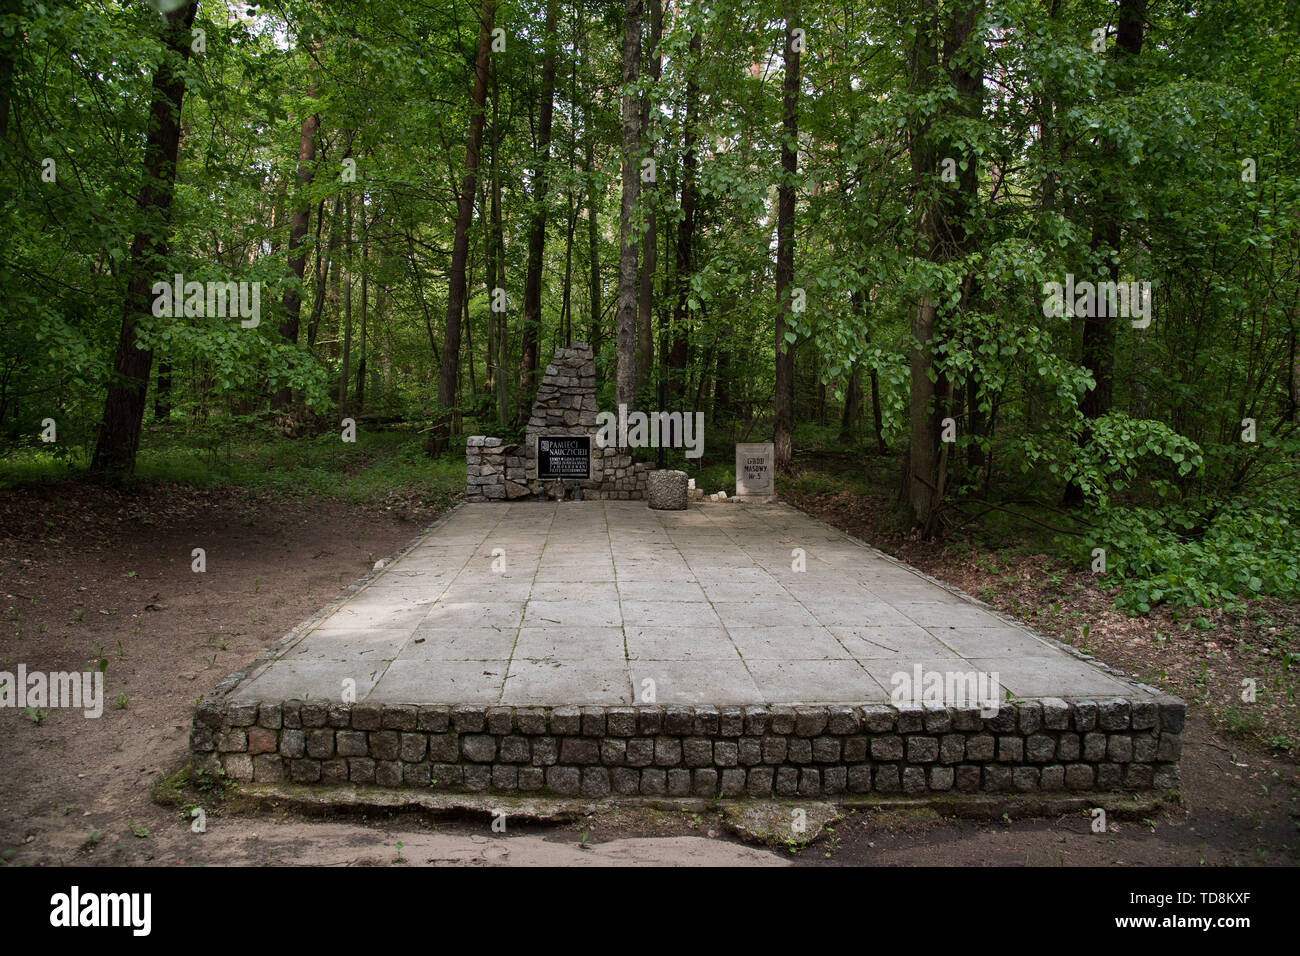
{"left": 1, "top": 480, "right": 1296, "bottom": 866}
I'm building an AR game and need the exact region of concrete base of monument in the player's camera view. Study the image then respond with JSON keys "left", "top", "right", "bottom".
{"left": 220, "top": 780, "right": 1174, "bottom": 833}
{"left": 190, "top": 502, "right": 1184, "bottom": 800}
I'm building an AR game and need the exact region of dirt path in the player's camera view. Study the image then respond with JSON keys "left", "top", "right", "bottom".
{"left": 0, "top": 482, "right": 1295, "bottom": 866}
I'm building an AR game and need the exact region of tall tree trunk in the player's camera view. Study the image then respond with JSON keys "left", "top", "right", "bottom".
{"left": 670, "top": 30, "right": 701, "bottom": 407}
{"left": 482, "top": 101, "right": 495, "bottom": 390}
{"left": 338, "top": 189, "right": 354, "bottom": 412}
{"left": 90, "top": 1, "right": 198, "bottom": 477}
{"left": 275, "top": 71, "right": 320, "bottom": 413}
{"left": 905, "top": 0, "right": 983, "bottom": 535}
{"left": 907, "top": 287, "right": 941, "bottom": 524}
{"left": 615, "top": 0, "right": 643, "bottom": 416}
{"left": 487, "top": 60, "right": 509, "bottom": 426}
{"left": 714, "top": 343, "right": 732, "bottom": 431}
{"left": 560, "top": 4, "right": 580, "bottom": 346}
{"left": 839, "top": 367, "right": 860, "bottom": 444}
{"left": 1067, "top": 0, "right": 1144, "bottom": 503}
{"left": 773, "top": 10, "right": 800, "bottom": 474}
{"left": 464, "top": 252, "right": 475, "bottom": 407}
{"left": 635, "top": 0, "right": 662, "bottom": 394}
{"left": 492, "top": 166, "right": 509, "bottom": 426}
{"left": 307, "top": 194, "right": 337, "bottom": 349}
{"left": 845, "top": 285, "right": 882, "bottom": 450}
{"left": 154, "top": 361, "right": 172, "bottom": 422}
{"left": 356, "top": 216, "right": 369, "bottom": 412}
{"left": 1079, "top": 0, "right": 1145, "bottom": 426}
{"left": 586, "top": 113, "right": 602, "bottom": 357}
{"left": 870, "top": 365, "right": 886, "bottom": 454}
{"left": 329, "top": 136, "right": 353, "bottom": 356}
{"left": 0, "top": 0, "right": 22, "bottom": 141}
{"left": 693, "top": 338, "right": 714, "bottom": 416}
{"left": 482, "top": 180, "right": 495, "bottom": 388}
{"left": 430, "top": 0, "right": 495, "bottom": 454}
{"left": 966, "top": 374, "right": 984, "bottom": 469}
{"left": 561, "top": 184, "right": 577, "bottom": 343}
{"left": 905, "top": 7, "right": 943, "bottom": 527}
{"left": 517, "top": 0, "right": 558, "bottom": 421}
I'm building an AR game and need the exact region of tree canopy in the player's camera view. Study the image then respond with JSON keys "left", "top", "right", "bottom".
{"left": 2, "top": 0, "right": 1298, "bottom": 611}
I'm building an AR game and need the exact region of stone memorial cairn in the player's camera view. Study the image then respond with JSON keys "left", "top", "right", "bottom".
{"left": 465, "top": 343, "right": 657, "bottom": 500}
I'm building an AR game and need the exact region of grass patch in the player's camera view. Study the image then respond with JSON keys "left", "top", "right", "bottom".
{"left": 1, "top": 427, "right": 464, "bottom": 509}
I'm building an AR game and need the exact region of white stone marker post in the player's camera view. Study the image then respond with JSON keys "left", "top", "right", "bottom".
{"left": 735, "top": 442, "right": 775, "bottom": 501}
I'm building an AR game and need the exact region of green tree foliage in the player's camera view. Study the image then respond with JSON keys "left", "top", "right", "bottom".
{"left": 1, "top": 0, "right": 1296, "bottom": 610}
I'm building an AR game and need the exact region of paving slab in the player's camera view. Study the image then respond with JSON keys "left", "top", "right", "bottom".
{"left": 218, "top": 500, "right": 1160, "bottom": 709}
{"left": 198, "top": 501, "right": 1184, "bottom": 801}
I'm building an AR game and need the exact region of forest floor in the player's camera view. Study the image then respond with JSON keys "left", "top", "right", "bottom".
{"left": 0, "top": 466, "right": 1296, "bottom": 866}
{"left": 783, "top": 445, "right": 1300, "bottom": 762}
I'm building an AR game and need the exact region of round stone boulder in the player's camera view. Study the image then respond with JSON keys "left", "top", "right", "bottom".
{"left": 647, "top": 469, "right": 689, "bottom": 510}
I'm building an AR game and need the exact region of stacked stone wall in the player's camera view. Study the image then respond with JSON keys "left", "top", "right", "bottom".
{"left": 466, "top": 342, "right": 656, "bottom": 501}
{"left": 194, "top": 698, "right": 1184, "bottom": 798}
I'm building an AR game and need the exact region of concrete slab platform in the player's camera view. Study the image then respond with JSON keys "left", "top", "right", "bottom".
{"left": 195, "top": 501, "right": 1184, "bottom": 800}
{"left": 220, "top": 501, "right": 1161, "bottom": 707}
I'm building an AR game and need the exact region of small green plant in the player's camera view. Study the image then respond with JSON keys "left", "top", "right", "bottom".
{"left": 192, "top": 769, "right": 228, "bottom": 794}
{"left": 24, "top": 706, "right": 47, "bottom": 724}
{"left": 116, "top": 692, "right": 128, "bottom": 710}
{"left": 823, "top": 826, "right": 840, "bottom": 858}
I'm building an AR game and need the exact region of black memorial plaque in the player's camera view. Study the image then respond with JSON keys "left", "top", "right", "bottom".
{"left": 537, "top": 436, "right": 591, "bottom": 480}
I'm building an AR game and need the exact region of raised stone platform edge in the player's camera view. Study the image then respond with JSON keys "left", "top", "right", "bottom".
{"left": 192, "top": 697, "right": 1184, "bottom": 798}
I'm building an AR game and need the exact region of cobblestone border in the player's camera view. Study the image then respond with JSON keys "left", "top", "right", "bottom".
{"left": 191, "top": 698, "right": 1184, "bottom": 798}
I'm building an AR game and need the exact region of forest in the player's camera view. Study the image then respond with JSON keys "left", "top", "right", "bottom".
{"left": 1, "top": 0, "right": 1298, "bottom": 617}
